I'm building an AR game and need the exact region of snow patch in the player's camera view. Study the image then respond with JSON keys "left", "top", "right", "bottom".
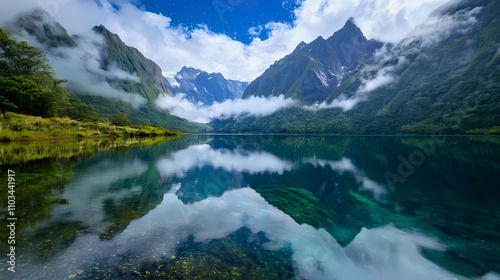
{"left": 165, "top": 76, "right": 180, "bottom": 87}
{"left": 314, "top": 69, "right": 329, "bottom": 87}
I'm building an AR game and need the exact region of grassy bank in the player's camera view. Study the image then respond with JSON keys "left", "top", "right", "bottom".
{"left": 0, "top": 112, "right": 180, "bottom": 142}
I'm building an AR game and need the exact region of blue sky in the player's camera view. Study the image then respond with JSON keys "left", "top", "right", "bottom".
{"left": 137, "top": 0, "right": 299, "bottom": 44}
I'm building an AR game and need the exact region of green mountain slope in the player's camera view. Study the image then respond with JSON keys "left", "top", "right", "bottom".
{"left": 212, "top": 0, "right": 500, "bottom": 134}
{"left": 92, "top": 25, "right": 170, "bottom": 100}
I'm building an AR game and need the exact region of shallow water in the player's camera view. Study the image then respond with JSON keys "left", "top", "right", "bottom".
{"left": 1, "top": 135, "right": 500, "bottom": 279}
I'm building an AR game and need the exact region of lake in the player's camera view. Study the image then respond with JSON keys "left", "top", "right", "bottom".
{"left": 1, "top": 135, "right": 500, "bottom": 280}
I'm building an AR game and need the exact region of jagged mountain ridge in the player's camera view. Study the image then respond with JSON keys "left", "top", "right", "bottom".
{"left": 242, "top": 18, "right": 384, "bottom": 104}
{"left": 166, "top": 66, "right": 249, "bottom": 104}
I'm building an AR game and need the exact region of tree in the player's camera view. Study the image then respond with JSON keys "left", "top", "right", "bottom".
{"left": 0, "top": 28, "right": 68, "bottom": 117}
{"left": 111, "top": 112, "right": 131, "bottom": 126}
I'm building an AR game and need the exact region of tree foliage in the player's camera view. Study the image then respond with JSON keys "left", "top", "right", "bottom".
{"left": 57, "top": 98, "right": 99, "bottom": 121}
{"left": 111, "top": 112, "right": 131, "bottom": 126}
{"left": 0, "top": 27, "right": 68, "bottom": 117}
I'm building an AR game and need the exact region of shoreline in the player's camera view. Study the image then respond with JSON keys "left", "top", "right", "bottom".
{"left": 1, "top": 133, "right": 178, "bottom": 143}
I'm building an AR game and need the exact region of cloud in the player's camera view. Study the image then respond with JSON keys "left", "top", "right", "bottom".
{"left": 155, "top": 94, "right": 296, "bottom": 123}
{"left": 400, "top": 6, "right": 482, "bottom": 51}
{"left": 248, "top": 25, "right": 263, "bottom": 37}
{"left": 358, "top": 70, "right": 396, "bottom": 94}
{"left": 0, "top": 0, "right": 450, "bottom": 82}
{"left": 306, "top": 93, "right": 366, "bottom": 111}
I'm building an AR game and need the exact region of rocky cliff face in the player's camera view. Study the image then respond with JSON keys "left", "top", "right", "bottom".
{"left": 242, "top": 18, "right": 383, "bottom": 104}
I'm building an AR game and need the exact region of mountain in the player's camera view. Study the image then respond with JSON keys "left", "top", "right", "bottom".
{"left": 242, "top": 18, "right": 383, "bottom": 104}
{"left": 6, "top": 9, "right": 209, "bottom": 132}
{"left": 12, "top": 8, "right": 77, "bottom": 48}
{"left": 165, "top": 66, "right": 249, "bottom": 104}
{"left": 211, "top": 0, "right": 500, "bottom": 135}
{"left": 92, "top": 25, "right": 170, "bottom": 99}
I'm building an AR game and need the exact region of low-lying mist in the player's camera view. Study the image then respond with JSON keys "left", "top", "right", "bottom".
{"left": 155, "top": 94, "right": 297, "bottom": 123}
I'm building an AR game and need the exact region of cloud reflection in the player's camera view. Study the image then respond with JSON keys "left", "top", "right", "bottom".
{"left": 307, "top": 157, "right": 388, "bottom": 199}
{"left": 156, "top": 144, "right": 293, "bottom": 177}
{"left": 53, "top": 158, "right": 148, "bottom": 224}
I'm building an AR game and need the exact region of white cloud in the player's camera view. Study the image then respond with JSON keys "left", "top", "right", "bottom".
{"left": 306, "top": 93, "right": 366, "bottom": 111}
{"left": 0, "top": 0, "right": 450, "bottom": 82}
{"left": 155, "top": 94, "right": 296, "bottom": 123}
{"left": 400, "top": 6, "right": 482, "bottom": 51}
{"left": 359, "top": 70, "right": 396, "bottom": 93}
{"left": 248, "top": 25, "right": 263, "bottom": 37}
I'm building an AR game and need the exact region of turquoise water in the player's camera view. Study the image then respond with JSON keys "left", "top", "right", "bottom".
{"left": 1, "top": 135, "right": 500, "bottom": 279}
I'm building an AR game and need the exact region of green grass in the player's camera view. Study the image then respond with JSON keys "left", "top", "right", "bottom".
{"left": 0, "top": 112, "right": 180, "bottom": 142}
